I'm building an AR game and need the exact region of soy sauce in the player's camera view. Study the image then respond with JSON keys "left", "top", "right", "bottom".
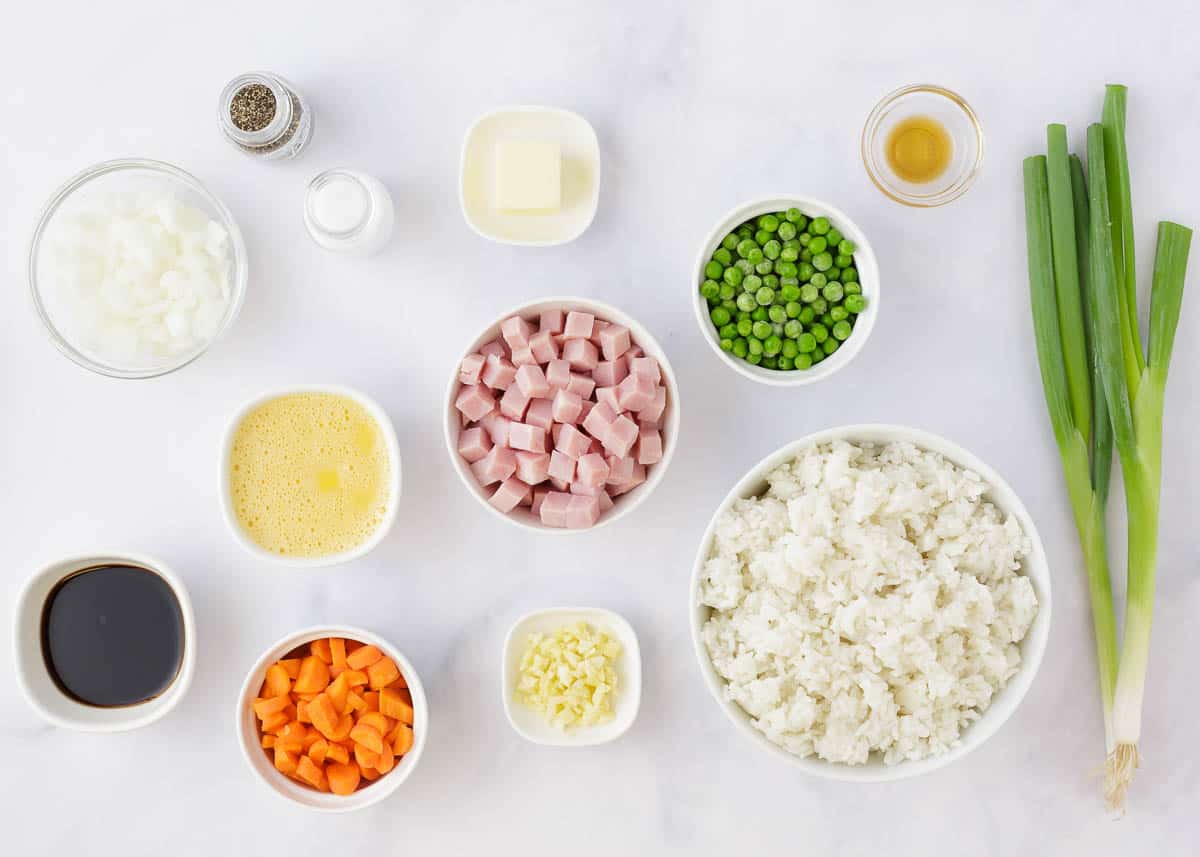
{"left": 41, "top": 564, "right": 184, "bottom": 708}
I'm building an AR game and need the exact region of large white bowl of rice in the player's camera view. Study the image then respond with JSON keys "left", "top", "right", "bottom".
{"left": 690, "top": 425, "right": 1051, "bottom": 782}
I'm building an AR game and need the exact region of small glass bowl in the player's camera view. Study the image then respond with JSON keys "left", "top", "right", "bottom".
{"left": 861, "top": 84, "right": 984, "bottom": 208}
{"left": 28, "top": 159, "right": 248, "bottom": 379}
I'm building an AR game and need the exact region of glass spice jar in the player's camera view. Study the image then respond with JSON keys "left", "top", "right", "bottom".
{"left": 217, "top": 72, "right": 313, "bottom": 161}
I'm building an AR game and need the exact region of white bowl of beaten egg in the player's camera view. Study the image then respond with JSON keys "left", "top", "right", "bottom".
{"left": 220, "top": 386, "right": 401, "bottom": 567}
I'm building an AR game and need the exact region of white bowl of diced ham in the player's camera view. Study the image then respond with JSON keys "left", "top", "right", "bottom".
{"left": 446, "top": 297, "right": 679, "bottom": 532}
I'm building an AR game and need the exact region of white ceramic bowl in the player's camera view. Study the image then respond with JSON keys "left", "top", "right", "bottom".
{"left": 460, "top": 105, "right": 601, "bottom": 246}
{"left": 502, "top": 607, "right": 641, "bottom": 746}
{"left": 444, "top": 296, "right": 680, "bottom": 534}
{"left": 13, "top": 551, "right": 196, "bottom": 732}
{"left": 219, "top": 385, "right": 402, "bottom": 567}
{"left": 236, "top": 625, "right": 428, "bottom": 812}
{"left": 692, "top": 196, "right": 880, "bottom": 386}
{"left": 690, "top": 424, "right": 1052, "bottom": 782}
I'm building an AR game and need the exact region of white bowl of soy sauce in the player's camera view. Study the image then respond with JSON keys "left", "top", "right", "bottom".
{"left": 13, "top": 552, "right": 196, "bottom": 731}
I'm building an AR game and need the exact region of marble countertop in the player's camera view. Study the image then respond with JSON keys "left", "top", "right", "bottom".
{"left": 2, "top": 1, "right": 1197, "bottom": 854}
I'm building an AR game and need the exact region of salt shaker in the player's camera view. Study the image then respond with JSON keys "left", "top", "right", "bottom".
{"left": 304, "top": 169, "right": 395, "bottom": 255}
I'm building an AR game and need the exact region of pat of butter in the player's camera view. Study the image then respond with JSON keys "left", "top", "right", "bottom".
{"left": 493, "top": 138, "right": 562, "bottom": 212}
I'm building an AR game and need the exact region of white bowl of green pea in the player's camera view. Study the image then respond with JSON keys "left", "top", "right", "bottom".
{"left": 693, "top": 197, "right": 879, "bottom": 386}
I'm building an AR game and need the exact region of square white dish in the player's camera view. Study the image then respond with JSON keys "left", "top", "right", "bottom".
{"left": 460, "top": 106, "right": 601, "bottom": 246}
{"left": 502, "top": 607, "right": 640, "bottom": 746}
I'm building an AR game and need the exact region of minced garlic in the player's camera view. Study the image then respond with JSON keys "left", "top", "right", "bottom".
{"left": 515, "top": 622, "right": 621, "bottom": 730}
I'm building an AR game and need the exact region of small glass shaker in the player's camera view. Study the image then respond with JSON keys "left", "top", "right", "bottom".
{"left": 218, "top": 72, "right": 313, "bottom": 161}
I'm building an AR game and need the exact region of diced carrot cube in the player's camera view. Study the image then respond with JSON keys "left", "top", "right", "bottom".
{"left": 263, "top": 664, "right": 292, "bottom": 698}
{"left": 381, "top": 687, "right": 415, "bottom": 725}
{"left": 357, "top": 711, "right": 392, "bottom": 735}
{"left": 261, "top": 734, "right": 276, "bottom": 749}
{"left": 350, "top": 723, "right": 384, "bottom": 754}
{"left": 326, "top": 714, "right": 354, "bottom": 743}
{"left": 326, "top": 672, "right": 350, "bottom": 713}
{"left": 330, "top": 638, "right": 348, "bottom": 675}
{"left": 274, "top": 747, "right": 298, "bottom": 776}
{"left": 326, "top": 761, "right": 361, "bottom": 796}
{"left": 364, "top": 691, "right": 380, "bottom": 712}
{"left": 354, "top": 741, "right": 379, "bottom": 770}
{"left": 310, "top": 638, "right": 333, "bottom": 664}
{"left": 344, "top": 670, "right": 368, "bottom": 688}
{"left": 292, "top": 656, "right": 330, "bottom": 694}
{"left": 276, "top": 721, "right": 308, "bottom": 753}
{"left": 302, "top": 729, "right": 322, "bottom": 751}
{"left": 346, "top": 692, "right": 366, "bottom": 713}
{"left": 261, "top": 710, "right": 290, "bottom": 734}
{"left": 326, "top": 742, "right": 350, "bottom": 765}
{"left": 392, "top": 724, "right": 414, "bottom": 756}
{"left": 387, "top": 671, "right": 408, "bottom": 690}
{"left": 359, "top": 764, "right": 381, "bottom": 782}
{"left": 366, "top": 656, "right": 400, "bottom": 691}
{"left": 308, "top": 738, "right": 329, "bottom": 765}
{"left": 308, "top": 693, "right": 338, "bottom": 737}
{"left": 296, "top": 755, "right": 327, "bottom": 791}
{"left": 253, "top": 695, "right": 292, "bottom": 719}
{"left": 277, "top": 658, "right": 302, "bottom": 679}
{"left": 374, "top": 740, "right": 395, "bottom": 774}
{"left": 346, "top": 645, "right": 383, "bottom": 671}
{"left": 295, "top": 700, "right": 311, "bottom": 724}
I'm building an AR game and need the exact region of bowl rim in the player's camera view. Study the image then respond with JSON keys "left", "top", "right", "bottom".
{"left": 689, "top": 423, "right": 1052, "bottom": 782}
{"left": 691, "top": 195, "right": 880, "bottom": 387}
{"left": 12, "top": 550, "right": 197, "bottom": 732}
{"left": 218, "top": 384, "right": 402, "bottom": 567}
{"left": 443, "top": 295, "right": 680, "bottom": 535}
{"left": 458, "top": 104, "right": 601, "bottom": 247}
{"left": 27, "top": 157, "right": 249, "bottom": 379}
{"left": 860, "top": 83, "right": 985, "bottom": 208}
{"left": 500, "top": 605, "right": 642, "bottom": 746}
{"left": 234, "top": 624, "right": 428, "bottom": 812}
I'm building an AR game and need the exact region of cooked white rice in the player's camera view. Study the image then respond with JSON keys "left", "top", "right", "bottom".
{"left": 699, "top": 440, "right": 1038, "bottom": 765}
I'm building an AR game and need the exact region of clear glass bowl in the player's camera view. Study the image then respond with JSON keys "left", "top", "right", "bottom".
{"left": 28, "top": 159, "right": 248, "bottom": 379}
{"left": 861, "top": 84, "right": 984, "bottom": 207}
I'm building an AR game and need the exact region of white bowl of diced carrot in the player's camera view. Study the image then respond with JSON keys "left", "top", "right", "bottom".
{"left": 236, "top": 626, "right": 427, "bottom": 812}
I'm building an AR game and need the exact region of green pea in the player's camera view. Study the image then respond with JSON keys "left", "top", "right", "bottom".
{"left": 724, "top": 266, "right": 743, "bottom": 287}
{"left": 823, "top": 282, "right": 844, "bottom": 302}
{"left": 826, "top": 228, "right": 843, "bottom": 247}
{"left": 768, "top": 305, "right": 786, "bottom": 323}
{"left": 810, "top": 323, "right": 828, "bottom": 343}
{"left": 736, "top": 239, "right": 757, "bottom": 259}
{"left": 736, "top": 224, "right": 754, "bottom": 239}
{"left": 842, "top": 267, "right": 859, "bottom": 283}
{"left": 785, "top": 301, "right": 802, "bottom": 319}
{"left": 845, "top": 294, "right": 866, "bottom": 314}
{"left": 704, "top": 261, "right": 724, "bottom": 280}
{"left": 719, "top": 337, "right": 733, "bottom": 352}
{"left": 780, "top": 245, "right": 799, "bottom": 263}
{"left": 833, "top": 320, "right": 853, "bottom": 341}
{"left": 751, "top": 307, "right": 768, "bottom": 322}
{"left": 734, "top": 259, "right": 753, "bottom": 274}
{"left": 710, "top": 307, "right": 731, "bottom": 326}
{"left": 736, "top": 309, "right": 750, "bottom": 321}
{"left": 762, "top": 356, "right": 779, "bottom": 369}
{"left": 822, "top": 337, "right": 839, "bottom": 355}
{"left": 720, "top": 299, "right": 737, "bottom": 313}
{"left": 838, "top": 239, "right": 856, "bottom": 255}
{"left": 800, "top": 283, "right": 819, "bottom": 303}
{"left": 827, "top": 268, "right": 842, "bottom": 282}
{"left": 763, "top": 274, "right": 779, "bottom": 288}
{"left": 758, "top": 214, "right": 780, "bottom": 232}
{"left": 721, "top": 233, "right": 740, "bottom": 251}
{"left": 746, "top": 352, "right": 762, "bottom": 365}
{"left": 748, "top": 338, "right": 764, "bottom": 356}
{"left": 755, "top": 261, "right": 774, "bottom": 275}
{"left": 835, "top": 254, "right": 853, "bottom": 268}
{"left": 737, "top": 318, "right": 754, "bottom": 336}
{"left": 719, "top": 322, "right": 737, "bottom": 339}
{"left": 811, "top": 216, "right": 830, "bottom": 235}
{"left": 780, "top": 284, "right": 801, "bottom": 303}
{"left": 783, "top": 320, "right": 803, "bottom": 339}
{"left": 743, "top": 274, "right": 762, "bottom": 292}
{"left": 811, "top": 297, "right": 828, "bottom": 314}
{"left": 719, "top": 283, "right": 736, "bottom": 301}
{"left": 763, "top": 240, "right": 781, "bottom": 260}
{"left": 777, "top": 356, "right": 794, "bottom": 371}
{"left": 747, "top": 248, "right": 765, "bottom": 266}
{"left": 798, "top": 262, "right": 815, "bottom": 281}
{"left": 799, "top": 249, "right": 813, "bottom": 263}
{"left": 798, "top": 333, "right": 817, "bottom": 353}
{"left": 798, "top": 232, "right": 812, "bottom": 246}
{"left": 700, "top": 280, "right": 720, "bottom": 300}
{"left": 812, "top": 252, "right": 833, "bottom": 272}
{"left": 713, "top": 247, "right": 733, "bottom": 265}
{"left": 830, "top": 305, "right": 849, "bottom": 322}
{"left": 810, "top": 349, "right": 824, "bottom": 364}
{"left": 795, "top": 352, "right": 813, "bottom": 370}
{"left": 821, "top": 313, "right": 835, "bottom": 328}
{"left": 755, "top": 286, "right": 775, "bottom": 306}
{"left": 732, "top": 337, "right": 749, "bottom": 358}
{"left": 754, "top": 229, "right": 772, "bottom": 245}
{"left": 736, "top": 292, "right": 757, "bottom": 313}
{"left": 798, "top": 306, "right": 816, "bottom": 324}
{"left": 844, "top": 282, "right": 862, "bottom": 295}
{"left": 751, "top": 320, "right": 772, "bottom": 340}
{"left": 776, "top": 261, "right": 798, "bottom": 278}
{"left": 808, "top": 236, "right": 828, "bottom": 254}
{"left": 782, "top": 336, "right": 800, "bottom": 356}
{"left": 777, "top": 221, "right": 797, "bottom": 241}
{"left": 784, "top": 207, "right": 804, "bottom": 223}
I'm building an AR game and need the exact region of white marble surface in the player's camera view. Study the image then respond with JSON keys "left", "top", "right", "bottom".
{"left": 2, "top": 1, "right": 1198, "bottom": 854}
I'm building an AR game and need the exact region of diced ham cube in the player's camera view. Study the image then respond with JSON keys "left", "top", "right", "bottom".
{"left": 588, "top": 319, "right": 610, "bottom": 348}
{"left": 563, "top": 373, "right": 594, "bottom": 400}
{"left": 609, "top": 463, "right": 646, "bottom": 497}
{"left": 500, "top": 316, "right": 533, "bottom": 349}
{"left": 592, "top": 357, "right": 628, "bottom": 388}
{"left": 607, "top": 455, "right": 635, "bottom": 485}
{"left": 637, "top": 428, "right": 663, "bottom": 465}
{"left": 598, "top": 491, "right": 614, "bottom": 512}
{"left": 510, "top": 346, "right": 536, "bottom": 367}
{"left": 531, "top": 487, "right": 551, "bottom": 516}
{"left": 595, "top": 386, "right": 620, "bottom": 413}
{"left": 457, "top": 426, "right": 492, "bottom": 463}
{"left": 570, "top": 479, "right": 602, "bottom": 496}
{"left": 639, "top": 385, "right": 668, "bottom": 424}
{"left": 548, "top": 450, "right": 576, "bottom": 484}
{"left": 489, "top": 477, "right": 530, "bottom": 512}
{"left": 587, "top": 436, "right": 605, "bottom": 455}
{"left": 525, "top": 398, "right": 554, "bottom": 431}
{"left": 617, "top": 372, "right": 655, "bottom": 412}
{"left": 564, "top": 494, "right": 601, "bottom": 529}
{"left": 515, "top": 363, "right": 551, "bottom": 399}
{"left": 539, "top": 491, "right": 572, "bottom": 527}
{"left": 546, "top": 359, "right": 572, "bottom": 390}
{"left": 459, "top": 353, "right": 485, "bottom": 386}
{"left": 555, "top": 423, "right": 592, "bottom": 459}
{"left": 479, "top": 338, "right": 507, "bottom": 358}
{"left": 482, "top": 353, "right": 517, "bottom": 390}
{"left": 639, "top": 416, "right": 662, "bottom": 431}
{"left": 625, "top": 345, "right": 644, "bottom": 360}
{"left": 508, "top": 422, "right": 547, "bottom": 453}
{"left": 598, "top": 324, "right": 631, "bottom": 361}
{"left": 548, "top": 476, "right": 570, "bottom": 491}
{"left": 578, "top": 400, "right": 595, "bottom": 423}
{"left": 480, "top": 411, "right": 511, "bottom": 446}
{"left": 539, "top": 309, "right": 564, "bottom": 335}
{"left": 471, "top": 445, "right": 516, "bottom": 486}
{"left": 455, "top": 384, "right": 495, "bottom": 422}
{"left": 551, "top": 388, "right": 583, "bottom": 424}
{"left": 514, "top": 451, "right": 551, "bottom": 485}
{"left": 528, "top": 330, "right": 560, "bottom": 363}
{"left": 602, "top": 414, "right": 639, "bottom": 458}
{"left": 499, "top": 384, "right": 530, "bottom": 421}
{"left": 562, "top": 338, "right": 599, "bottom": 371}
{"left": 582, "top": 401, "right": 616, "bottom": 441}
{"left": 576, "top": 453, "right": 610, "bottom": 489}
{"left": 630, "top": 356, "right": 661, "bottom": 383}
{"left": 563, "top": 311, "right": 595, "bottom": 340}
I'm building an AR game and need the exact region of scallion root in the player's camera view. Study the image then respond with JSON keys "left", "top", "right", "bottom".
{"left": 1104, "top": 743, "right": 1140, "bottom": 813}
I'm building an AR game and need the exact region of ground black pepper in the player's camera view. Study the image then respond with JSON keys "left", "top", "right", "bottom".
{"left": 229, "top": 83, "right": 277, "bottom": 132}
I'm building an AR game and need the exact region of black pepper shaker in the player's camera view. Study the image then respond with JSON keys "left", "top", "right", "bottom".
{"left": 218, "top": 72, "right": 313, "bottom": 160}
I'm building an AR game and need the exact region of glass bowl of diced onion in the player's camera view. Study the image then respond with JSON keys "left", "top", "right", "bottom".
{"left": 28, "top": 158, "right": 248, "bottom": 379}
